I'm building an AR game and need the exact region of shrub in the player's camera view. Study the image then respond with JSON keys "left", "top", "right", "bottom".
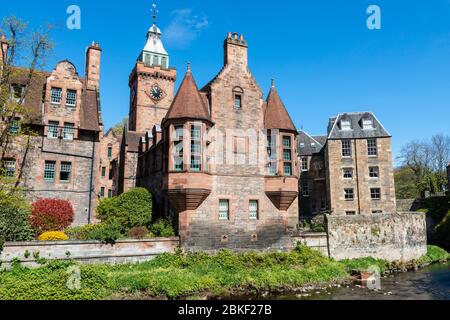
{"left": 150, "top": 219, "right": 175, "bottom": 238}
{"left": 0, "top": 190, "right": 35, "bottom": 242}
{"left": 30, "top": 199, "right": 74, "bottom": 233}
{"left": 38, "top": 231, "right": 69, "bottom": 241}
{"left": 127, "top": 227, "right": 149, "bottom": 239}
{"left": 96, "top": 188, "right": 152, "bottom": 232}
{"left": 66, "top": 224, "right": 99, "bottom": 241}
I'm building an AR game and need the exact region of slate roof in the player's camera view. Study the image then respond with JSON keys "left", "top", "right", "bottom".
{"left": 164, "top": 68, "right": 211, "bottom": 124}
{"left": 264, "top": 86, "right": 297, "bottom": 132}
{"left": 126, "top": 131, "right": 142, "bottom": 153}
{"left": 80, "top": 89, "right": 101, "bottom": 131}
{"left": 298, "top": 131, "right": 326, "bottom": 156}
{"left": 327, "top": 112, "right": 391, "bottom": 140}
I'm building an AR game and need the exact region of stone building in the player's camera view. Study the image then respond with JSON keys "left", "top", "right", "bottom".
{"left": 0, "top": 38, "right": 103, "bottom": 225}
{"left": 97, "top": 128, "right": 121, "bottom": 200}
{"left": 299, "top": 112, "right": 397, "bottom": 217}
{"left": 119, "top": 21, "right": 300, "bottom": 250}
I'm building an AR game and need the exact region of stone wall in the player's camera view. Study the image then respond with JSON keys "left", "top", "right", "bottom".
{"left": 0, "top": 238, "right": 180, "bottom": 270}
{"left": 291, "top": 232, "right": 329, "bottom": 256}
{"left": 396, "top": 199, "right": 425, "bottom": 212}
{"left": 327, "top": 212, "right": 427, "bottom": 262}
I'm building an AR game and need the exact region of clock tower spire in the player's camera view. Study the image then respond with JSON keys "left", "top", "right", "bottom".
{"left": 128, "top": 3, "right": 177, "bottom": 134}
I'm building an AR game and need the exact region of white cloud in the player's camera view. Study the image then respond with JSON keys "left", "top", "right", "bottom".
{"left": 164, "top": 9, "right": 209, "bottom": 49}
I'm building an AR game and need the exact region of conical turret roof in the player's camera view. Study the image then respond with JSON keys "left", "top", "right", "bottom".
{"left": 264, "top": 82, "right": 297, "bottom": 131}
{"left": 164, "top": 66, "right": 211, "bottom": 124}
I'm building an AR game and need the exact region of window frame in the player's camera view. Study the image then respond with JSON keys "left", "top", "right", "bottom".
{"left": 341, "top": 120, "right": 352, "bottom": 131}
{"left": 369, "top": 166, "right": 380, "bottom": 179}
{"left": 342, "top": 139, "right": 352, "bottom": 157}
{"left": 48, "top": 121, "right": 59, "bottom": 139}
{"left": 2, "top": 159, "right": 16, "bottom": 178}
{"left": 343, "top": 168, "right": 353, "bottom": 179}
{"left": 44, "top": 161, "right": 56, "bottom": 182}
{"left": 66, "top": 89, "right": 77, "bottom": 109}
{"left": 60, "top": 162, "right": 72, "bottom": 182}
{"left": 367, "top": 138, "right": 378, "bottom": 157}
{"left": 370, "top": 188, "right": 381, "bottom": 200}
{"left": 50, "top": 87, "right": 62, "bottom": 105}
{"left": 219, "top": 199, "right": 230, "bottom": 221}
{"left": 249, "top": 200, "right": 259, "bottom": 220}
{"left": 344, "top": 188, "right": 355, "bottom": 201}
{"left": 301, "top": 183, "right": 310, "bottom": 197}
{"left": 301, "top": 157, "right": 309, "bottom": 171}
{"left": 190, "top": 125, "right": 202, "bottom": 172}
{"left": 63, "top": 123, "right": 75, "bottom": 141}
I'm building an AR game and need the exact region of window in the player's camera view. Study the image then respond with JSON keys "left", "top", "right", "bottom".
{"left": 66, "top": 90, "right": 77, "bottom": 108}
{"left": 344, "top": 188, "right": 354, "bottom": 201}
{"left": 101, "top": 167, "right": 106, "bottom": 178}
{"left": 63, "top": 123, "right": 75, "bottom": 141}
{"left": 300, "top": 143, "right": 305, "bottom": 149}
{"left": 174, "top": 125, "right": 184, "bottom": 140}
{"left": 367, "top": 139, "right": 378, "bottom": 156}
{"left": 60, "top": 162, "right": 72, "bottom": 182}
{"left": 283, "top": 149, "right": 292, "bottom": 161}
{"left": 362, "top": 118, "right": 374, "bottom": 130}
{"left": 108, "top": 190, "right": 113, "bottom": 198}
{"left": 369, "top": 166, "right": 379, "bottom": 178}
{"left": 108, "top": 146, "right": 113, "bottom": 159}
{"left": 9, "top": 117, "right": 20, "bottom": 134}
{"left": 370, "top": 188, "right": 381, "bottom": 200}
{"left": 372, "top": 210, "right": 383, "bottom": 214}
{"left": 343, "top": 168, "right": 353, "bottom": 179}
{"left": 342, "top": 140, "right": 352, "bottom": 157}
{"left": 284, "top": 163, "right": 292, "bottom": 176}
{"left": 283, "top": 136, "right": 291, "bottom": 148}
{"left": 44, "top": 161, "right": 56, "bottom": 181}
{"left": 302, "top": 183, "right": 309, "bottom": 197}
{"left": 48, "top": 121, "right": 59, "bottom": 139}
{"left": 267, "top": 135, "right": 276, "bottom": 175}
{"left": 219, "top": 200, "right": 230, "bottom": 220}
{"left": 249, "top": 200, "right": 259, "bottom": 220}
{"left": 312, "top": 203, "right": 317, "bottom": 214}
{"left": 100, "top": 187, "right": 105, "bottom": 198}
{"left": 301, "top": 157, "right": 308, "bottom": 171}
{"left": 153, "top": 55, "right": 160, "bottom": 66}
{"left": 341, "top": 120, "right": 352, "bottom": 131}
{"left": 51, "top": 87, "right": 62, "bottom": 104}
{"left": 3, "top": 159, "right": 16, "bottom": 178}
{"left": 190, "top": 125, "right": 202, "bottom": 171}
{"left": 234, "top": 95, "right": 242, "bottom": 109}
{"left": 346, "top": 211, "right": 357, "bottom": 216}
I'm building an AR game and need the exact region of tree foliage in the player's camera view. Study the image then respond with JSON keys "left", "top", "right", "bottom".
{"left": 398, "top": 134, "right": 450, "bottom": 198}
{"left": 0, "top": 188, "right": 34, "bottom": 242}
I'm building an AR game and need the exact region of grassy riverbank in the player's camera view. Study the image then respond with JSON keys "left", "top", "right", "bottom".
{"left": 0, "top": 245, "right": 448, "bottom": 300}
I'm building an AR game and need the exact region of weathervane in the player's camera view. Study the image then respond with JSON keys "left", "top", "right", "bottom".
{"left": 151, "top": 3, "right": 159, "bottom": 23}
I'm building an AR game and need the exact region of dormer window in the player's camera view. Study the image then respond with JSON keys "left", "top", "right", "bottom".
{"left": 362, "top": 118, "right": 374, "bottom": 130}
{"left": 11, "top": 84, "right": 24, "bottom": 103}
{"left": 341, "top": 120, "right": 352, "bottom": 131}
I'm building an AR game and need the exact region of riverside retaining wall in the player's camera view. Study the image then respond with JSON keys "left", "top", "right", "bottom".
{"left": 327, "top": 212, "right": 427, "bottom": 262}
{"left": 0, "top": 238, "right": 180, "bottom": 270}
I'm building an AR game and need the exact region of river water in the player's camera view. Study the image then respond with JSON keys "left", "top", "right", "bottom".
{"left": 279, "top": 262, "right": 450, "bottom": 300}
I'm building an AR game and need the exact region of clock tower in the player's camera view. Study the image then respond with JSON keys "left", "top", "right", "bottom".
{"left": 128, "top": 9, "right": 177, "bottom": 134}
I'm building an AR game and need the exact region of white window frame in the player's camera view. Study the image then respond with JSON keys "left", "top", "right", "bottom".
{"left": 3, "top": 159, "right": 16, "bottom": 178}
{"left": 368, "top": 139, "right": 378, "bottom": 157}
{"left": 369, "top": 166, "right": 380, "bottom": 179}
{"left": 302, "top": 183, "right": 309, "bottom": 197}
{"left": 63, "top": 123, "right": 75, "bottom": 141}
{"left": 249, "top": 200, "right": 259, "bottom": 220}
{"left": 344, "top": 188, "right": 355, "bottom": 201}
{"left": 301, "top": 157, "right": 309, "bottom": 171}
{"left": 343, "top": 168, "right": 353, "bottom": 179}
{"left": 362, "top": 118, "right": 374, "bottom": 130}
{"left": 44, "top": 161, "right": 56, "bottom": 181}
{"left": 51, "top": 87, "right": 62, "bottom": 104}
{"left": 66, "top": 89, "right": 77, "bottom": 108}
{"left": 342, "top": 140, "right": 352, "bottom": 157}
{"left": 341, "top": 120, "right": 352, "bottom": 131}
{"left": 219, "top": 199, "right": 230, "bottom": 220}
{"left": 48, "top": 121, "right": 59, "bottom": 139}
{"left": 370, "top": 188, "right": 381, "bottom": 200}
{"left": 60, "top": 162, "right": 72, "bottom": 182}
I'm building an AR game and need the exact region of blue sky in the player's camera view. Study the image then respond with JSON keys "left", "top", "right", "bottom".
{"left": 2, "top": 0, "right": 450, "bottom": 164}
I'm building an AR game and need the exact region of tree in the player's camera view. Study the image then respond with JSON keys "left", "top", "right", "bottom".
{"left": 111, "top": 117, "right": 128, "bottom": 136}
{"left": 0, "top": 16, "right": 53, "bottom": 191}
{"left": 399, "top": 134, "right": 450, "bottom": 197}
{"left": 394, "top": 166, "right": 419, "bottom": 199}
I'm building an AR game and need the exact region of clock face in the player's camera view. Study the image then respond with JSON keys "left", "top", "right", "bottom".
{"left": 150, "top": 85, "right": 163, "bottom": 101}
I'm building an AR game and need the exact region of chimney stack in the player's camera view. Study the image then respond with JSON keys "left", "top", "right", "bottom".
{"left": 224, "top": 32, "right": 248, "bottom": 67}
{"left": 85, "top": 42, "right": 102, "bottom": 90}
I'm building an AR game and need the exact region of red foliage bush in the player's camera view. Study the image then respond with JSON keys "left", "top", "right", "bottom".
{"left": 30, "top": 199, "right": 74, "bottom": 233}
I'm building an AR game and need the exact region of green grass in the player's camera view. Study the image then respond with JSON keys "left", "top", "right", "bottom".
{"left": 0, "top": 244, "right": 448, "bottom": 300}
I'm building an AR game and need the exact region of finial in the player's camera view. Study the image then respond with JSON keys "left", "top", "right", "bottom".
{"left": 271, "top": 79, "right": 275, "bottom": 88}
{"left": 151, "top": 3, "right": 159, "bottom": 23}
{"left": 187, "top": 62, "right": 191, "bottom": 72}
